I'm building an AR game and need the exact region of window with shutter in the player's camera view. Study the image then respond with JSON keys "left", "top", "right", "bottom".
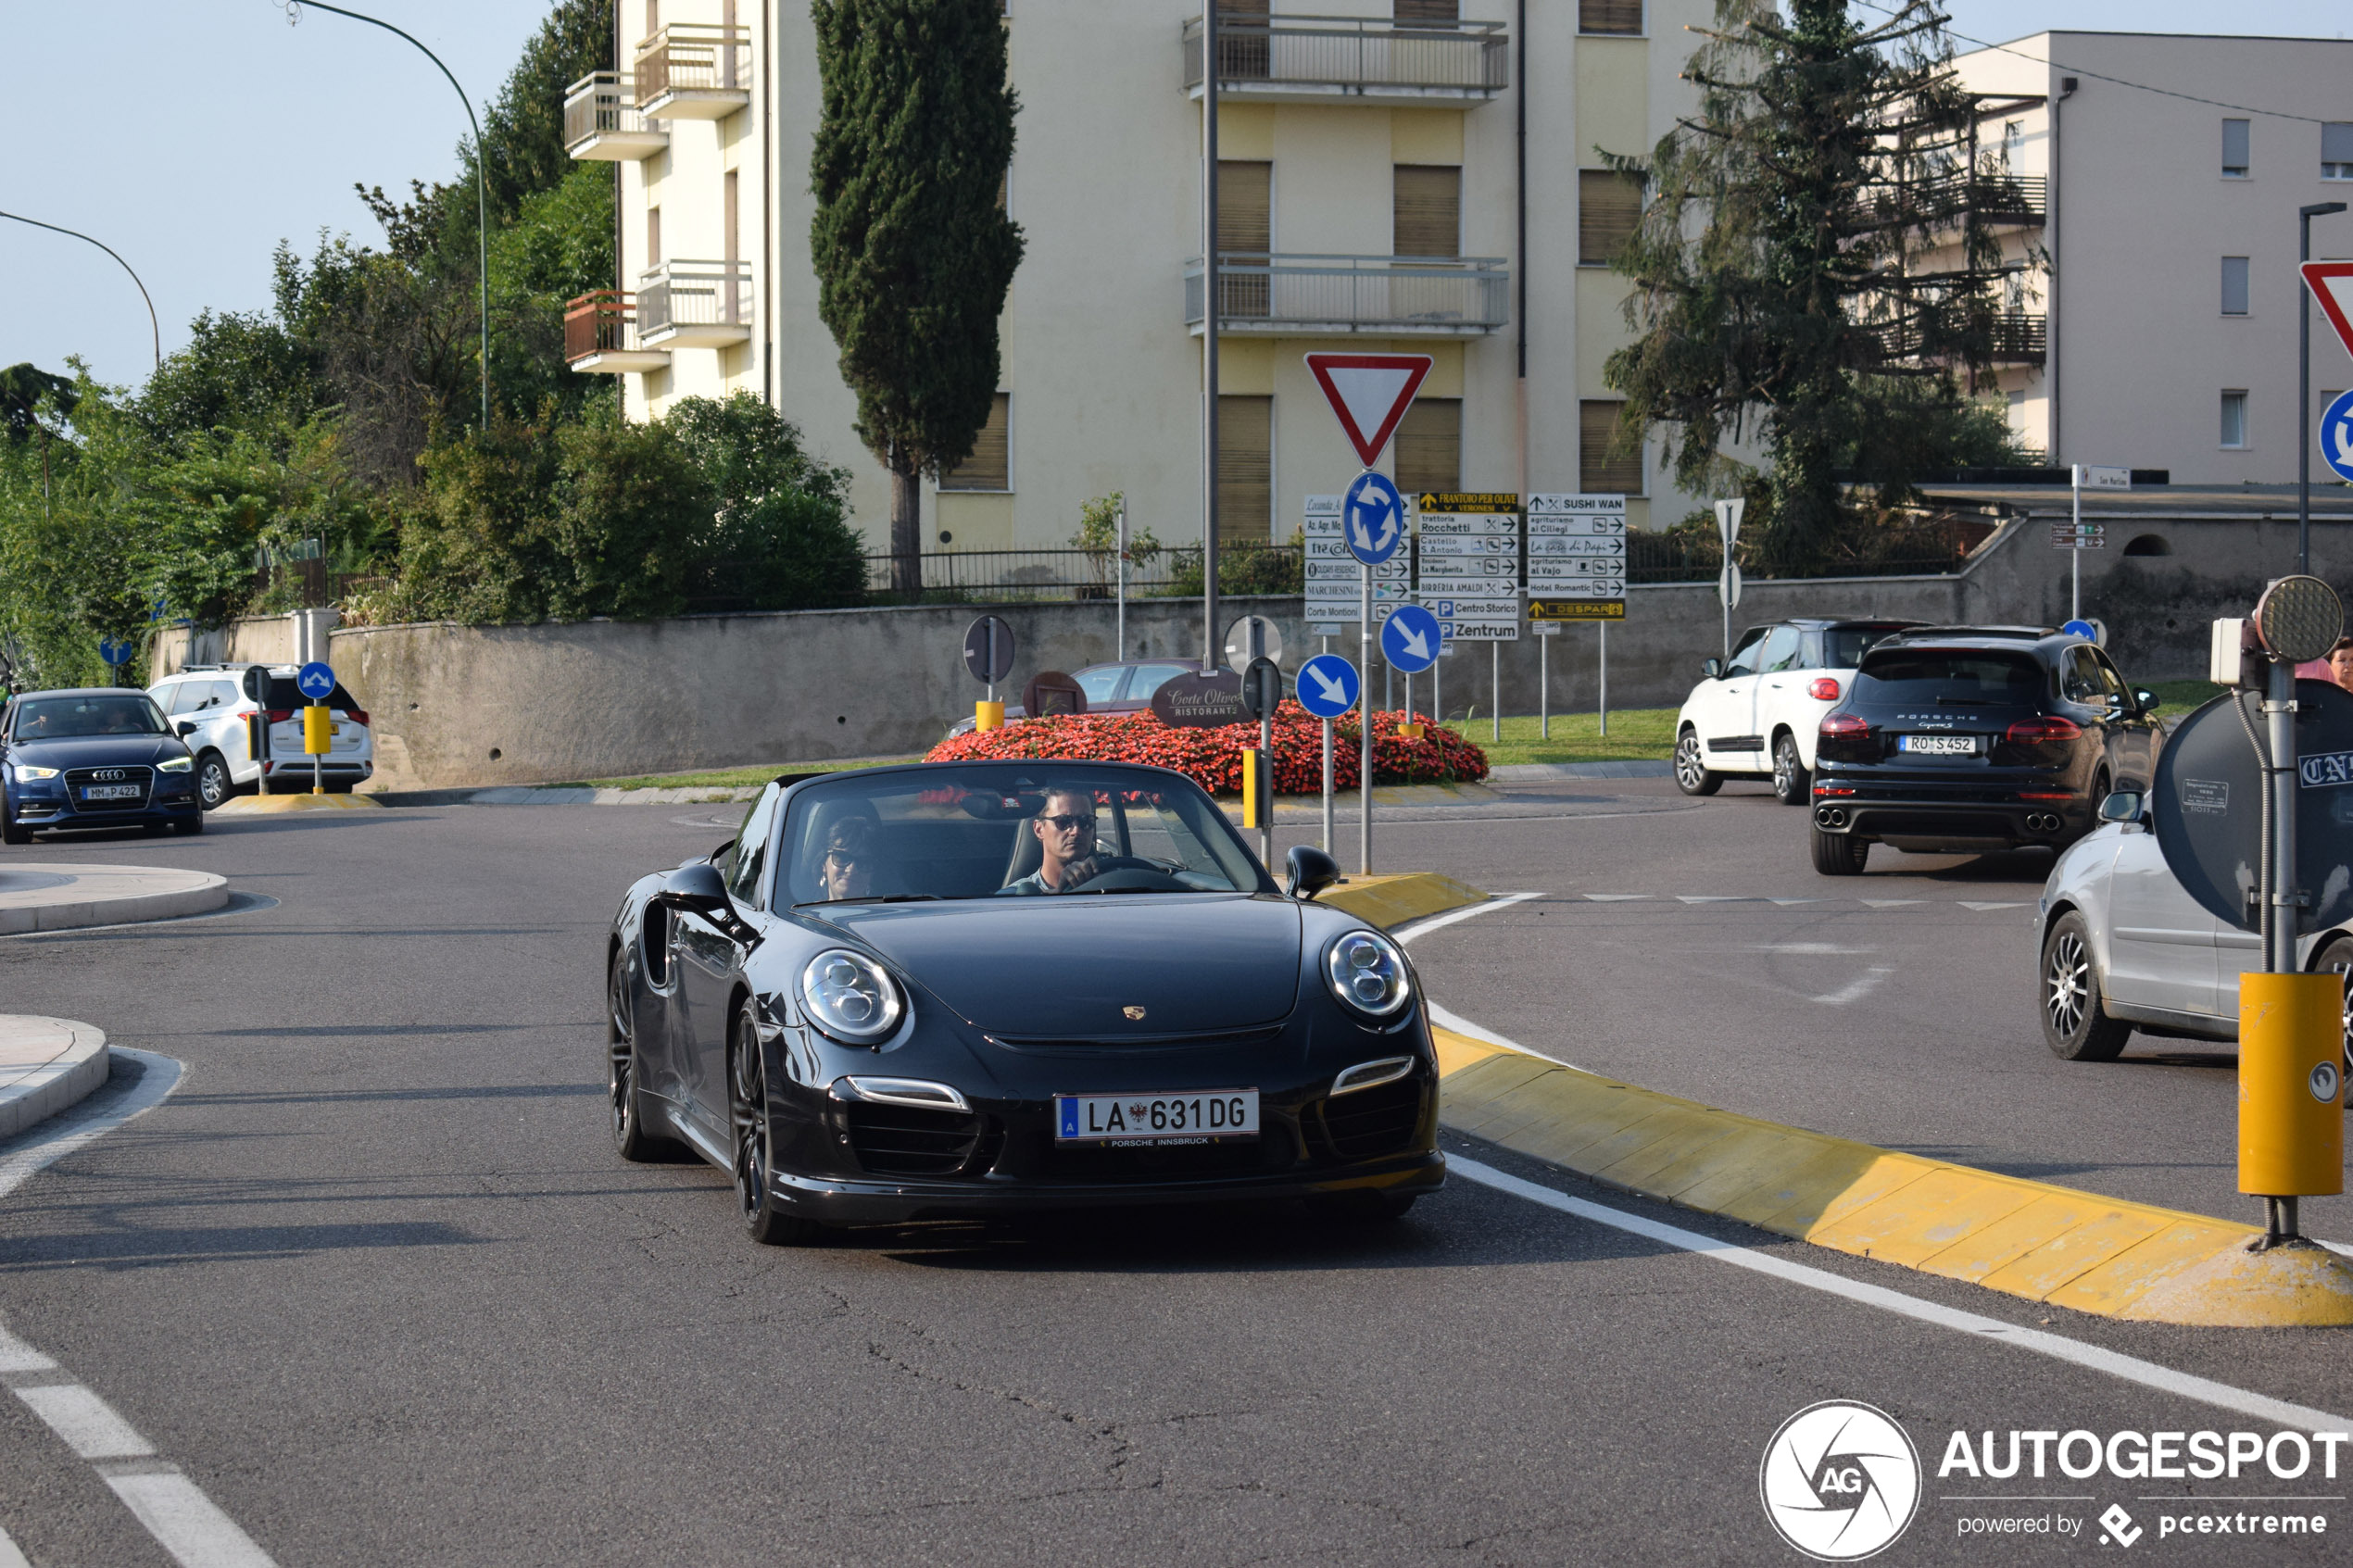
{"left": 2325, "top": 122, "right": 2353, "bottom": 180}
{"left": 1394, "top": 0, "right": 1459, "bottom": 24}
{"left": 1217, "top": 161, "right": 1272, "bottom": 318}
{"left": 2222, "top": 119, "right": 2250, "bottom": 177}
{"left": 1394, "top": 399, "right": 1460, "bottom": 495}
{"left": 1578, "top": 0, "right": 1642, "bottom": 35}
{"left": 647, "top": 206, "right": 661, "bottom": 267}
{"left": 2221, "top": 391, "right": 2248, "bottom": 449}
{"left": 941, "top": 395, "right": 1012, "bottom": 491}
{"left": 1579, "top": 169, "right": 1642, "bottom": 266}
{"left": 1393, "top": 165, "right": 1461, "bottom": 258}
{"left": 2221, "top": 257, "right": 2249, "bottom": 316}
{"left": 1580, "top": 402, "right": 1643, "bottom": 494}
{"left": 1217, "top": 395, "right": 1274, "bottom": 538}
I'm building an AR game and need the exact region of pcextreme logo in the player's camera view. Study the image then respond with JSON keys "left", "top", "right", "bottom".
{"left": 1760, "top": 1400, "right": 1923, "bottom": 1561}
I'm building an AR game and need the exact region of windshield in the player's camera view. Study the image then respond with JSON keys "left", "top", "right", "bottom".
{"left": 780, "top": 764, "right": 1269, "bottom": 904}
{"left": 1853, "top": 649, "right": 2048, "bottom": 706}
{"left": 1821, "top": 624, "right": 1911, "bottom": 669}
{"left": 10, "top": 695, "right": 170, "bottom": 740}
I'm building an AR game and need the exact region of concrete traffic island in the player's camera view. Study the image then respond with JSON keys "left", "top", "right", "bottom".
{"left": 214, "top": 793, "right": 385, "bottom": 814}
{"left": 0, "top": 1017, "right": 109, "bottom": 1140}
{"left": 0, "top": 864, "right": 229, "bottom": 935}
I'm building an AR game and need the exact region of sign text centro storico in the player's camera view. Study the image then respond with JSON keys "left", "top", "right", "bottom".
{"left": 1150, "top": 670, "right": 1248, "bottom": 729}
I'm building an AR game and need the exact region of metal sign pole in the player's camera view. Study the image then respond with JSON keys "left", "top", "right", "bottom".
{"left": 1321, "top": 717, "right": 1333, "bottom": 854}
{"left": 1540, "top": 631, "right": 1548, "bottom": 739}
{"left": 1359, "top": 565, "right": 1373, "bottom": 876}
{"left": 2267, "top": 653, "right": 2299, "bottom": 975}
{"left": 1599, "top": 621, "right": 1609, "bottom": 737}
{"left": 1115, "top": 496, "right": 1127, "bottom": 659}
{"left": 2070, "top": 464, "right": 2082, "bottom": 623}
{"left": 1491, "top": 641, "right": 1501, "bottom": 742}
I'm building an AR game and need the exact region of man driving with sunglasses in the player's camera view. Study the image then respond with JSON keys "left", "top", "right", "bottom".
{"left": 998, "top": 785, "right": 1114, "bottom": 896}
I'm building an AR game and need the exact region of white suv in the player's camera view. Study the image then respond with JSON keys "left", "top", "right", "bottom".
{"left": 145, "top": 665, "right": 374, "bottom": 808}
{"left": 1673, "top": 620, "right": 1917, "bottom": 804}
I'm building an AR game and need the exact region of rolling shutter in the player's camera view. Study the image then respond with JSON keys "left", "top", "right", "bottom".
{"left": 1217, "top": 395, "right": 1273, "bottom": 539}
{"left": 1393, "top": 165, "right": 1461, "bottom": 258}
{"left": 1394, "top": 398, "right": 1460, "bottom": 495}
{"left": 1579, "top": 401, "right": 1643, "bottom": 495}
{"left": 1579, "top": 0, "right": 1642, "bottom": 34}
{"left": 940, "top": 394, "right": 1012, "bottom": 491}
{"left": 1579, "top": 169, "right": 1642, "bottom": 266}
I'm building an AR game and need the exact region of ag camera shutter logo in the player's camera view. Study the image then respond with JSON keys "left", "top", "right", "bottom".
{"left": 1759, "top": 1400, "right": 1921, "bottom": 1561}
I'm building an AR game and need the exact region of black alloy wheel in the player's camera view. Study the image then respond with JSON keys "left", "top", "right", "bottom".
{"left": 732, "top": 1012, "right": 823, "bottom": 1247}
{"left": 2041, "top": 911, "right": 2130, "bottom": 1061}
{"left": 0, "top": 808, "right": 25, "bottom": 847}
{"left": 1673, "top": 729, "right": 1721, "bottom": 797}
{"left": 1809, "top": 827, "right": 1869, "bottom": 876}
{"left": 196, "top": 753, "right": 234, "bottom": 809}
{"left": 2314, "top": 937, "right": 2353, "bottom": 1071}
{"left": 1771, "top": 734, "right": 1809, "bottom": 807}
{"left": 608, "top": 958, "right": 675, "bottom": 1161}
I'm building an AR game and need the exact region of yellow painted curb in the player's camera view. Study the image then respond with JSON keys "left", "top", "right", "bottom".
{"left": 1320, "top": 872, "right": 1486, "bottom": 930}
{"left": 213, "top": 794, "right": 385, "bottom": 814}
{"left": 1432, "top": 1026, "right": 2353, "bottom": 1328}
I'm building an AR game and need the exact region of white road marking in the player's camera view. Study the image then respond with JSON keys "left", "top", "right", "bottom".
{"left": 0, "top": 1053, "right": 280, "bottom": 1566}
{"left": 1448, "top": 1154, "right": 2353, "bottom": 1436}
{"left": 1861, "top": 898, "right": 1926, "bottom": 908}
{"left": 1768, "top": 898, "right": 1825, "bottom": 906}
{"left": 1389, "top": 891, "right": 1543, "bottom": 942}
{"left": 1960, "top": 901, "right": 2029, "bottom": 910}
{"left": 0, "top": 1523, "right": 27, "bottom": 1568}
{"left": 1757, "top": 943, "right": 1872, "bottom": 955}
{"left": 1581, "top": 893, "right": 1649, "bottom": 901}
{"left": 1427, "top": 1003, "right": 1585, "bottom": 1071}
{"left": 1392, "top": 896, "right": 1586, "bottom": 1072}
{"left": 1676, "top": 896, "right": 1755, "bottom": 904}
{"left": 1810, "top": 966, "right": 1896, "bottom": 1007}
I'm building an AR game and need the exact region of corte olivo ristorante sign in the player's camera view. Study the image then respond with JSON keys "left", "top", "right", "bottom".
{"left": 1151, "top": 671, "right": 1246, "bottom": 729}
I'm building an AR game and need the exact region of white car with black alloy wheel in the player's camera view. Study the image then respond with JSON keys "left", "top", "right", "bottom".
{"left": 1672, "top": 619, "right": 1918, "bottom": 804}
{"left": 2036, "top": 788, "right": 2352, "bottom": 1061}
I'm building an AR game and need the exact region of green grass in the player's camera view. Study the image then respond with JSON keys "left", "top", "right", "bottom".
{"left": 561, "top": 756, "right": 925, "bottom": 791}
{"left": 2147, "top": 679, "right": 2227, "bottom": 713}
{"left": 1435, "top": 708, "right": 1678, "bottom": 767}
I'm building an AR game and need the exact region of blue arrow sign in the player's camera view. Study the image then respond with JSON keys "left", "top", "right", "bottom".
{"left": 296, "top": 660, "right": 337, "bottom": 702}
{"left": 1295, "top": 653, "right": 1360, "bottom": 719}
{"left": 97, "top": 637, "right": 135, "bottom": 667}
{"left": 2060, "top": 619, "right": 2096, "bottom": 641}
{"left": 1341, "top": 470, "right": 1405, "bottom": 566}
{"left": 2322, "top": 389, "right": 2353, "bottom": 484}
{"left": 1381, "top": 603, "right": 1441, "bottom": 674}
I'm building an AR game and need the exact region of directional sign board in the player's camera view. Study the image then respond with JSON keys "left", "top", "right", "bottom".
{"left": 1416, "top": 494, "right": 1519, "bottom": 619}
{"left": 1295, "top": 653, "right": 1360, "bottom": 719}
{"left": 1423, "top": 596, "right": 1522, "bottom": 644}
{"left": 1303, "top": 353, "right": 1433, "bottom": 468}
{"left": 2322, "top": 389, "right": 2353, "bottom": 484}
{"left": 1303, "top": 495, "right": 1409, "bottom": 627}
{"left": 1380, "top": 603, "right": 1441, "bottom": 674}
{"left": 1526, "top": 493, "right": 1626, "bottom": 622}
{"left": 2302, "top": 262, "right": 2353, "bottom": 361}
{"left": 1341, "top": 470, "right": 1407, "bottom": 566}
{"left": 963, "top": 616, "right": 1016, "bottom": 684}
{"left": 2077, "top": 465, "right": 2133, "bottom": 491}
{"left": 98, "top": 637, "right": 135, "bottom": 668}
{"left": 296, "top": 660, "right": 336, "bottom": 701}
{"left": 2051, "top": 523, "right": 2107, "bottom": 550}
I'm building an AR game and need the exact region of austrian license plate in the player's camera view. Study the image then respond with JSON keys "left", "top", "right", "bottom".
{"left": 1897, "top": 734, "right": 1978, "bottom": 756}
{"left": 1054, "top": 1088, "right": 1259, "bottom": 1145}
{"left": 81, "top": 784, "right": 141, "bottom": 800}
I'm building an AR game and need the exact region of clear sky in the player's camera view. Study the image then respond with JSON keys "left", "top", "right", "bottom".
{"left": 5, "top": 1, "right": 2348, "bottom": 395}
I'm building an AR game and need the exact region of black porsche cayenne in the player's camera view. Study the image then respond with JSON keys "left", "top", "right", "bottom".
{"left": 1806, "top": 628, "right": 2164, "bottom": 875}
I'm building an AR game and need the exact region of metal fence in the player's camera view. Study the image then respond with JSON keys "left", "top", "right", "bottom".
{"left": 638, "top": 261, "right": 751, "bottom": 337}
{"left": 859, "top": 546, "right": 1305, "bottom": 604}
{"left": 635, "top": 23, "right": 749, "bottom": 97}
{"left": 1185, "top": 253, "right": 1508, "bottom": 333}
{"left": 1181, "top": 14, "right": 1508, "bottom": 94}
{"left": 561, "top": 72, "right": 653, "bottom": 149}
{"left": 562, "top": 291, "right": 635, "bottom": 362}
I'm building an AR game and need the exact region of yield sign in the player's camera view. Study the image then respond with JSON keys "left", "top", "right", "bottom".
{"left": 2303, "top": 262, "right": 2353, "bottom": 359}
{"left": 1304, "top": 352, "right": 1432, "bottom": 467}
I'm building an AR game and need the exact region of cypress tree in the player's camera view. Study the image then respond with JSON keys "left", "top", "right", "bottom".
{"left": 811, "top": 0, "right": 1025, "bottom": 595}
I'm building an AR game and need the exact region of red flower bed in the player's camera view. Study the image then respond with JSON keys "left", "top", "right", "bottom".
{"left": 925, "top": 700, "right": 1487, "bottom": 796}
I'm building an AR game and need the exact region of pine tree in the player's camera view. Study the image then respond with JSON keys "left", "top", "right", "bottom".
{"left": 811, "top": 0, "right": 1025, "bottom": 595}
{"left": 1604, "top": 0, "right": 2028, "bottom": 572}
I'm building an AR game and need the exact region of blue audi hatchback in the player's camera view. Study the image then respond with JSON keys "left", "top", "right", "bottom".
{"left": 1, "top": 688, "right": 204, "bottom": 844}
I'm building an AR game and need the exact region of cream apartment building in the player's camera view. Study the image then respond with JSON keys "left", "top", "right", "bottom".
{"left": 562, "top": 0, "right": 1710, "bottom": 558}
{"left": 1951, "top": 31, "right": 2353, "bottom": 484}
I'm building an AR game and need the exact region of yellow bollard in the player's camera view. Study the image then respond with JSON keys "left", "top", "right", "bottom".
{"left": 302, "top": 704, "right": 333, "bottom": 795}
{"left": 1241, "top": 748, "right": 1266, "bottom": 830}
{"left": 2239, "top": 972, "right": 2344, "bottom": 1198}
{"left": 975, "top": 700, "right": 1005, "bottom": 734}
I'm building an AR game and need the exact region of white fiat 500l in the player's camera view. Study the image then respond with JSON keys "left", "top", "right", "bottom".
{"left": 2036, "top": 793, "right": 2353, "bottom": 1061}
{"left": 1672, "top": 620, "right": 1919, "bottom": 804}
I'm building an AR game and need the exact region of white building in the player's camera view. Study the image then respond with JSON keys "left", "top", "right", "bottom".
{"left": 1952, "top": 31, "right": 2353, "bottom": 483}
{"left": 562, "top": 0, "right": 1710, "bottom": 563}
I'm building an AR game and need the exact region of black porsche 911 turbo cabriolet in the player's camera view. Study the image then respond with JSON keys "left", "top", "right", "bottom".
{"left": 606, "top": 759, "right": 1443, "bottom": 1244}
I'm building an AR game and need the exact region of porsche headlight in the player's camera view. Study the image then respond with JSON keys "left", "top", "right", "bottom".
{"left": 799, "top": 948, "right": 905, "bottom": 1043}
{"left": 12, "top": 766, "right": 57, "bottom": 781}
{"left": 157, "top": 757, "right": 194, "bottom": 773}
{"left": 1325, "top": 930, "right": 1411, "bottom": 1018}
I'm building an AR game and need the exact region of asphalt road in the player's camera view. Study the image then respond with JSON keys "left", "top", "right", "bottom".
{"left": 0, "top": 790, "right": 2347, "bottom": 1566}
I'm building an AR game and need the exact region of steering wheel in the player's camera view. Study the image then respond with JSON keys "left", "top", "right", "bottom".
{"left": 1063, "top": 856, "right": 1188, "bottom": 893}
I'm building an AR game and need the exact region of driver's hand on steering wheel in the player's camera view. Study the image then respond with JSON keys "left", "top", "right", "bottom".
{"left": 1058, "top": 854, "right": 1108, "bottom": 888}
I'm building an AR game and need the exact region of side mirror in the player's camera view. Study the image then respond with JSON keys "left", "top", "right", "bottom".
{"left": 1701, "top": 658, "right": 1723, "bottom": 680}
{"left": 2135, "top": 689, "right": 2160, "bottom": 712}
{"left": 1286, "top": 845, "right": 1342, "bottom": 902}
{"left": 655, "top": 861, "right": 757, "bottom": 944}
{"left": 2096, "top": 790, "right": 2145, "bottom": 826}
{"left": 175, "top": 721, "right": 196, "bottom": 736}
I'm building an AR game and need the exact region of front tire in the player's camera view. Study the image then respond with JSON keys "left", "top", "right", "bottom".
{"left": 0, "top": 805, "right": 25, "bottom": 847}
{"left": 171, "top": 813, "right": 206, "bottom": 836}
{"left": 608, "top": 958, "right": 680, "bottom": 1162}
{"left": 196, "top": 753, "right": 235, "bottom": 809}
{"left": 2041, "top": 911, "right": 2130, "bottom": 1061}
{"left": 1771, "top": 734, "right": 1809, "bottom": 806}
{"left": 732, "top": 1012, "right": 824, "bottom": 1247}
{"left": 1673, "top": 729, "right": 1721, "bottom": 797}
{"left": 1810, "top": 827, "right": 1869, "bottom": 875}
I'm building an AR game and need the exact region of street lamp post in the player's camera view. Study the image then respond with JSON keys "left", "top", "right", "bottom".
{"left": 2299, "top": 201, "right": 2347, "bottom": 575}
{"left": 287, "top": 0, "right": 491, "bottom": 430}
{"left": 0, "top": 211, "right": 159, "bottom": 370}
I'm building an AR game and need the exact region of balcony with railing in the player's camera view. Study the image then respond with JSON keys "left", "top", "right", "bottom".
{"left": 1919, "top": 170, "right": 2047, "bottom": 227}
{"left": 563, "top": 73, "right": 668, "bottom": 161}
{"left": 637, "top": 261, "right": 752, "bottom": 348}
{"left": 564, "top": 292, "right": 671, "bottom": 373}
{"left": 1181, "top": 14, "right": 1507, "bottom": 104}
{"left": 1859, "top": 310, "right": 2048, "bottom": 369}
{"left": 635, "top": 24, "right": 749, "bottom": 119}
{"left": 1185, "top": 253, "right": 1507, "bottom": 336}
